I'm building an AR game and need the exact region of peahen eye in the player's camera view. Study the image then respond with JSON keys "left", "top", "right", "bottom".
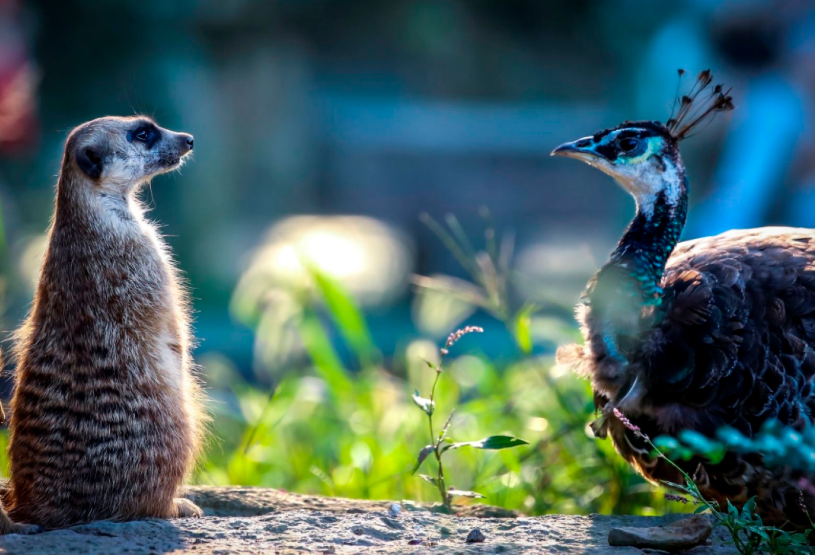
{"left": 619, "top": 138, "right": 640, "bottom": 152}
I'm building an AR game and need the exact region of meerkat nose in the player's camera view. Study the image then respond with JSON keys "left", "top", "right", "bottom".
{"left": 178, "top": 133, "right": 194, "bottom": 154}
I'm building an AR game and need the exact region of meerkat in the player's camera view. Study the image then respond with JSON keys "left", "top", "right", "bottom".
{"left": 0, "top": 116, "right": 206, "bottom": 533}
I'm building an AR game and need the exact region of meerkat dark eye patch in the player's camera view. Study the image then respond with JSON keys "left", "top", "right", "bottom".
{"left": 127, "top": 124, "right": 160, "bottom": 149}
{"left": 76, "top": 146, "right": 104, "bottom": 179}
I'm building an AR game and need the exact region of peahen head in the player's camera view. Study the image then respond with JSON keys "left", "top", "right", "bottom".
{"left": 551, "top": 121, "right": 682, "bottom": 214}
{"left": 552, "top": 69, "right": 733, "bottom": 216}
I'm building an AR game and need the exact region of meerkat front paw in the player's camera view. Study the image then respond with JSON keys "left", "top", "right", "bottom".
{"left": 0, "top": 519, "right": 43, "bottom": 535}
{"left": 9, "top": 522, "right": 43, "bottom": 535}
{"left": 173, "top": 498, "right": 204, "bottom": 518}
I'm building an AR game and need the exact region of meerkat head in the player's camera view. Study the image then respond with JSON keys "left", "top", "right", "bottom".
{"left": 63, "top": 116, "right": 194, "bottom": 196}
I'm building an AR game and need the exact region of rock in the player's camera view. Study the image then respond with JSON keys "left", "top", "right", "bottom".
{"left": 388, "top": 502, "right": 402, "bottom": 518}
{"left": 0, "top": 487, "right": 734, "bottom": 554}
{"left": 466, "top": 528, "right": 486, "bottom": 543}
{"left": 608, "top": 514, "right": 713, "bottom": 551}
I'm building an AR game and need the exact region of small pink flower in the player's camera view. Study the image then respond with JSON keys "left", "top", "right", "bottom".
{"left": 798, "top": 478, "right": 815, "bottom": 499}
{"left": 444, "top": 326, "right": 484, "bottom": 349}
{"left": 612, "top": 407, "right": 648, "bottom": 440}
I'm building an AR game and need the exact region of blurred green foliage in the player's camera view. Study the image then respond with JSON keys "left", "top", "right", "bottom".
{"left": 194, "top": 218, "right": 684, "bottom": 517}
{"left": 656, "top": 420, "right": 815, "bottom": 474}
{"left": 0, "top": 208, "right": 683, "bottom": 517}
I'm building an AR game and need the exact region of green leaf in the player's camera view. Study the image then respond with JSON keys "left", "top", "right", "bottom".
{"left": 417, "top": 474, "right": 438, "bottom": 486}
{"left": 306, "top": 264, "right": 378, "bottom": 367}
{"left": 741, "top": 497, "right": 757, "bottom": 520}
{"left": 442, "top": 435, "right": 529, "bottom": 452}
{"left": 413, "top": 445, "right": 435, "bottom": 474}
{"left": 512, "top": 304, "right": 536, "bottom": 355}
{"left": 297, "top": 309, "right": 353, "bottom": 400}
{"left": 678, "top": 430, "right": 725, "bottom": 463}
{"left": 447, "top": 489, "right": 485, "bottom": 499}
{"left": 420, "top": 358, "right": 437, "bottom": 371}
{"left": 444, "top": 213, "right": 478, "bottom": 261}
{"left": 439, "top": 410, "right": 455, "bottom": 441}
{"left": 659, "top": 479, "right": 686, "bottom": 491}
{"left": 419, "top": 213, "right": 478, "bottom": 277}
{"left": 412, "top": 390, "right": 435, "bottom": 415}
{"left": 659, "top": 480, "right": 700, "bottom": 500}
{"left": 653, "top": 435, "right": 681, "bottom": 451}
{"left": 727, "top": 500, "right": 739, "bottom": 519}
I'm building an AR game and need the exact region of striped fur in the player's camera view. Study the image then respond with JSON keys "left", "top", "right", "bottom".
{"left": 2, "top": 116, "right": 205, "bottom": 531}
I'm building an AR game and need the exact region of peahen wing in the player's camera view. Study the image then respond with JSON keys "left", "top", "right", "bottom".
{"left": 642, "top": 227, "right": 815, "bottom": 437}
{"left": 599, "top": 228, "right": 815, "bottom": 525}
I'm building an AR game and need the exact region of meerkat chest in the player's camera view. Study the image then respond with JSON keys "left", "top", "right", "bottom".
{"left": 153, "top": 312, "right": 186, "bottom": 393}
{"left": 106, "top": 211, "right": 190, "bottom": 389}
{"left": 139, "top": 236, "right": 189, "bottom": 391}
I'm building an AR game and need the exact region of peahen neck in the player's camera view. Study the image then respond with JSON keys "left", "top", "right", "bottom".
{"left": 607, "top": 173, "right": 688, "bottom": 305}
{"left": 587, "top": 167, "right": 688, "bottom": 363}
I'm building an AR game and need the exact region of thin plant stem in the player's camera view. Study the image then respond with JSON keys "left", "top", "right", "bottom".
{"left": 420, "top": 326, "right": 483, "bottom": 510}
{"left": 428, "top": 359, "right": 449, "bottom": 508}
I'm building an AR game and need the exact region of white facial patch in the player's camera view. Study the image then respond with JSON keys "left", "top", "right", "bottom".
{"left": 100, "top": 155, "right": 149, "bottom": 195}
{"left": 592, "top": 130, "right": 683, "bottom": 217}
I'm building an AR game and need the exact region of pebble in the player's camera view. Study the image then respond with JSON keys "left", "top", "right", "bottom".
{"left": 466, "top": 528, "right": 486, "bottom": 543}
{"left": 608, "top": 515, "right": 712, "bottom": 551}
{"left": 388, "top": 503, "right": 401, "bottom": 518}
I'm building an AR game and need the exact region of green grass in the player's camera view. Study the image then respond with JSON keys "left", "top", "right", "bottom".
{"left": 195, "top": 241, "right": 682, "bottom": 517}
{"left": 0, "top": 212, "right": 681, "bottom": 517}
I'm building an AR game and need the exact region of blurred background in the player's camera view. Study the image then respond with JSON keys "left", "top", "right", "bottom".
{"left": 0, "top": 0, "right": 814, "bottom": 516}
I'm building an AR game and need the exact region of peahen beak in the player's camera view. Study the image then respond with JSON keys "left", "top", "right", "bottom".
{"left": 551, "top": 137, "right": 599, "bottom": 162}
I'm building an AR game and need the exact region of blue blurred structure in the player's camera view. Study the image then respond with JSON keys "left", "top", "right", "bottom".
{"left": 0, "top": 0, "right": 814, "bottom": 379}
{"left": 688, "top": 75, "right": 806, "bottom": 237}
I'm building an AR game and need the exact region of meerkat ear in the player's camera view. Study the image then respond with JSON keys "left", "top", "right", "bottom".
{"left": 76, "top": 146, "right": 104, "bottom": 179}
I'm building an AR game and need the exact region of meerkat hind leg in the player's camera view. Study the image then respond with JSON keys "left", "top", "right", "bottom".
{"left": 173, "top": 498, "right": 203, "bottom": 518}
{"left": 0, "top": 482, "right": 40, "bottom": 534}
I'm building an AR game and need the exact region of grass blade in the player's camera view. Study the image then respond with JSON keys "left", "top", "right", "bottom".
{"left": 307, "top": 264, "right": 378, "bottom": 368}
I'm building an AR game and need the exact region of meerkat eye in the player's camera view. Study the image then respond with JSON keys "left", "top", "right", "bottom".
{"left": 129, "top": 125, "right": 160, "bottom": 148}
{"left": 135, "top": 129, "right": 154, "bottom": 142}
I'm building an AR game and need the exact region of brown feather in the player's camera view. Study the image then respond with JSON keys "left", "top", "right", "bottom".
{"left": 566, "top": 227, "right": 815, "bottom": 527}
{"left": 666, "top": 69, "right": 734, "bottom": 141}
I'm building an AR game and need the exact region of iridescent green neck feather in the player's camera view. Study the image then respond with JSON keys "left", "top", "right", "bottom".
{"left": 586, "top": 169, "right": 688, "bottom": 362}
{"left": 608, "top": 176, "right": 689, "bottom": 304}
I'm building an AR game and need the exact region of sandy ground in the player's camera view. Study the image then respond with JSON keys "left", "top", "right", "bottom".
{"left": 0, "top": 486, "right": 736, "bottom": 554}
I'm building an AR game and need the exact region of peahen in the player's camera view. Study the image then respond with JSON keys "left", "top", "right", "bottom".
{"left": 553, "top": 70, "right": 815, "bottom": 525}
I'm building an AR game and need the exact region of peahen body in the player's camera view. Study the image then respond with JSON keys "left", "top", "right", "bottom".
{"left": 553, "top": 71, "right": 815, "bottom": 526}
